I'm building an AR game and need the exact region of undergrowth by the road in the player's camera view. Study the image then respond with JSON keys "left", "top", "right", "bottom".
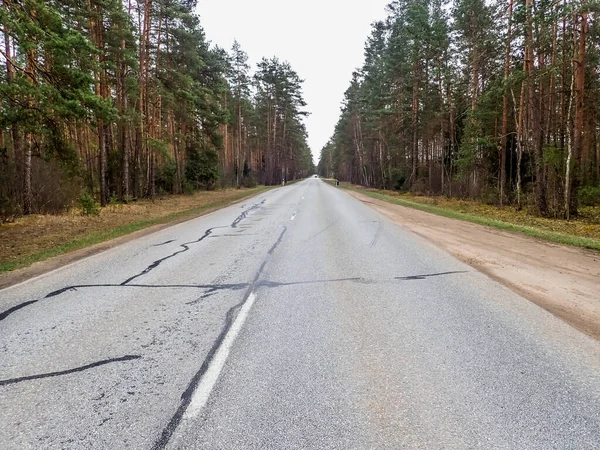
{"left": 336, "top": 183, "right": 600, "bottom": 251}
{"left": 0, "top": 186, "right": 273, "bottom": 272}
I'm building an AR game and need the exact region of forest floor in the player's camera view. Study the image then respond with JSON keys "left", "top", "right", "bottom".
{"left": 346, "top": 187, "right": 600, "bottom": 340}
{"left": 0, "top": 186, "right": 271, "bottom": 285}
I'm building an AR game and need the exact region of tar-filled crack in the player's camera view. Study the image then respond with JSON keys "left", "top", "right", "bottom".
{"left": 44, "top": 283, "right": 250, "bottom": 298}
{"left": 256, "top": 277, "right": 365, "bottom": 288}
{"left": 268, "top": 226, "right": 287, "bottom": 255}
{"left": 0, "top": 300, "right": 38, "bottom": 321}
{"left": 0, "top": 200, "right": 266, "bottom": 323}
{"left": 0, "top": 271, "right": 470, "bottom": 323}
{"left": 120, "top": 226, "right": 225, "bottom": 286}
{"left": 230, "top": 199, "right": 265, "bottom": 228}
{"left": 395, "top": 271, "right": 468, "bottom": 280}
{"left": 152, "top": 239, "right": 176, "bottom": 247}
{"left": 209, "top": 233, "right": 257, "bottom": 237}
{"left": 0, "top": 355, "right": 141, "bottom": 387}
{"left": 152, "top": 225, "right": 288, "bottom": 450}
{"left": 120, "top": 200, "right": 266, "bottom": 286}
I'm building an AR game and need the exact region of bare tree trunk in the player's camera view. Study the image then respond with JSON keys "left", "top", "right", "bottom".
{"left": 526, "top": 0, "right": 547, "bottom": 216}
{"left": 237, "top": 100, "right": 242, "bottom": 188}
{"left": 90, "top": 1, "right": 108, "bottom": 206}
{"left": 548, "top": 13, "right": 558, "bottom": 146}
{"left": 567, "top": 11, "right": 587, "bottom": 217}
{"left": 353, "top": 113, "right": 366, "bottom": 186}
{"left": 411, "top": 59, "right": 419, "bottom": 185}
{"left": 4, "top": 25, "right": 23, "bottom": 181}
{"left": 23, "top": 9, "right": 36, "bottom": 214}
{"left": 560, "top": 0, "right": 567, "bottom": 152}
{"left": 136, "top": 0, "right": 151, "bottom": 198}
{"left": 564, "top": 66, "right": 575, "bottom": 219}
{"left": 513, "top": 87, "right": 525, "bottom": 210}
{"left": 118, "top": 34, "right": 130, "bottom": 200}
{"left": 500, "top": 0, "right": 513, "bottom": 207}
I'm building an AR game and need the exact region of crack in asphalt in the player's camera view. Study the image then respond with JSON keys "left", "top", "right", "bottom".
{"left": 230, "top": 199, "right": 266, "bottom": 228}
{"left": 0, "top": 199, "right": 267, "bottom": 323}
{"left": 0, "top": 355, "right": 141, "bottom": 387}
{"left": 152, "top": 240, "right": 176, "bottom": 247}
{"left": 305, "top": 217, "right": 340, "bottom": 242}
{"left": 395, "top": 271, "right": 468, "bottom": 280}
{"left": 120, "top": 226, "right": 227, "bottom": 286}
{"left": 121, "top": 199, "right": 266, "bottom": 286}
{"left": 0, "top": 300, "right": 38, "bottom": 321}
{"left": 0, "top": 272, "right": 470, "bottom": 323}
{"left": 268, "top": 227, "right": 287, "bottom": 255}
{"left": 369, "top": 221, "right": 383, "bottom": 248}
{"left": 44, "top": 283, "right": 250, "bottom": 298}
{"left": 152, "top": 225, "right": 288, "bottom": 450}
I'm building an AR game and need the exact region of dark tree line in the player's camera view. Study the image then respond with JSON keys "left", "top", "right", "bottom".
{"left": 0, "top": 0, "right": 313, "bottom": 218}
{"left": 319, "top": 0, "right": 600, "bottom": 218}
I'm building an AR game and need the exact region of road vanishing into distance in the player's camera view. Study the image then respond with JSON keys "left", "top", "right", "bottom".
{"left": 1, "top": 178, "right": 600, "bottom": 449}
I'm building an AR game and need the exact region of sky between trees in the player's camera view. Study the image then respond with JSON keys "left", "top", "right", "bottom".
{"left": 196, "top": 0, "right": 391, "bottom": 163}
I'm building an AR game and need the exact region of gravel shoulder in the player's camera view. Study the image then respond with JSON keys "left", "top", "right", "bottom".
{"left": 349, "top": 191, "right": 600, "bottom": 340}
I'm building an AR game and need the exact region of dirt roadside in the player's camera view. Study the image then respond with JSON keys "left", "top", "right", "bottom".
{"left": 349, "top": 191, "right": 600, "bottom": 340}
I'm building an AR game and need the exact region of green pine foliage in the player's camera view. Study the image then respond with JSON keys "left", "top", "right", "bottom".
{"left": 0, "top": 0, "right": 312, "bottom": 215}
{"left": 319, "top": 0, "right": 600, "bottom": 219}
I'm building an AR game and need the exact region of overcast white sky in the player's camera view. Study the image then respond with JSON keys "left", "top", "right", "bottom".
{"left": 196, "top": 0, "right": 390, "bottom": 163}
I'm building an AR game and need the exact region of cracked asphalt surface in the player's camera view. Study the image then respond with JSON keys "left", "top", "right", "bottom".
{"left": 1, "top": 178, "right": 599, "bottom": 449}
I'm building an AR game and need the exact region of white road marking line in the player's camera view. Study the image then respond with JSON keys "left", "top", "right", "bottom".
{"left": 291, "top": 212, "right": 297, "bottom": 221}
{"left": 183, "top": 292, "right": 258, "bottom": 419}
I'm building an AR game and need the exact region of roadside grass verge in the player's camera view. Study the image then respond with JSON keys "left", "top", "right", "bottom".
{"left": 339, "top": 184, "right": 600, "bottom": 251}
{"left": 0, "top": 186, "right": 273, "bottom": 272}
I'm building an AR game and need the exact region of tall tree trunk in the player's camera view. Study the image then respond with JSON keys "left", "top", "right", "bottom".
{"left": 237, "top": 100, "right": 242, "bottom": 188}
{"left": 118, "top": 35, "right": 130, "bottom": 200}
{"left": 514, "top": 85, "right": 525, "bottom": 210}
{"left": 500, "top": 0, "right": 513, "bottom": 207}
{"left": 548, "top": 14, "right": 558, "bottom": 146}
{"left": 4, "top": 26, "right": 23, "bottom": 183}
{"left": 90, "top": 1, "right": 108, "bottom": 206}
{"left": 136, "top": 0, "right": 151, "bottom": 198}
{"left": 23, "top": 8, "right": 36, "bottom": 215}
{"left": 564, "top": 65, "right": 575, "bottom": 219}
{"left": 560, "top": 0, "right": 567, "bottom": 152}
{"left": 411, "top": 59, "right": 419, "bottom": 185}
{"left": 567, "top": 11, "right": 587, "bottom": 217}
{"left": 353, "top": 113, "right": 365, "bottom": 186}
{"left": 526, "top": 0, "right": 547, "bottom": 216}
{"left": 438, "top": 62, "right": 445, "bottom": 194}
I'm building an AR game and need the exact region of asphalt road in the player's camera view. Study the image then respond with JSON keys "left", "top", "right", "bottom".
{"left": 1, "top": 178, "right": 599, "bottom": 449}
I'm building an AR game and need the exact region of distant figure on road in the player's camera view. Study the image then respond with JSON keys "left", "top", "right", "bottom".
{"left": 335, "top": 179, "right": 339, "bottom": 186}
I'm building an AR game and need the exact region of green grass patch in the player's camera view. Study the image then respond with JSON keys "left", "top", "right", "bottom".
{"left": 341, "top": 185, "right": 600, "bottom": 251}
{"left": 0, "top": 186, "right": 273, "bottom": 273}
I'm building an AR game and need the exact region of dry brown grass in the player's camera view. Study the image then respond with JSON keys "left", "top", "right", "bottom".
{"left": 384, "top": 191, "right": 600, "bottom": 241}
{"left": 0, "top": 188, "right": 268, "bottom": 270}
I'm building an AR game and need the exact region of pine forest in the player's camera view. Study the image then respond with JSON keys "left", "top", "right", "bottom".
{"left": 0, "top": 0, "right": 313, "bottom": 217}
{"left": 319, "top": 0, "right": 600, "bottom": 219}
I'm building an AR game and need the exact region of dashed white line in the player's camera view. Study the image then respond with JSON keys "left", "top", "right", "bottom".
{"left": 183, "top": 292, "right": 258, "bottom": 419}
